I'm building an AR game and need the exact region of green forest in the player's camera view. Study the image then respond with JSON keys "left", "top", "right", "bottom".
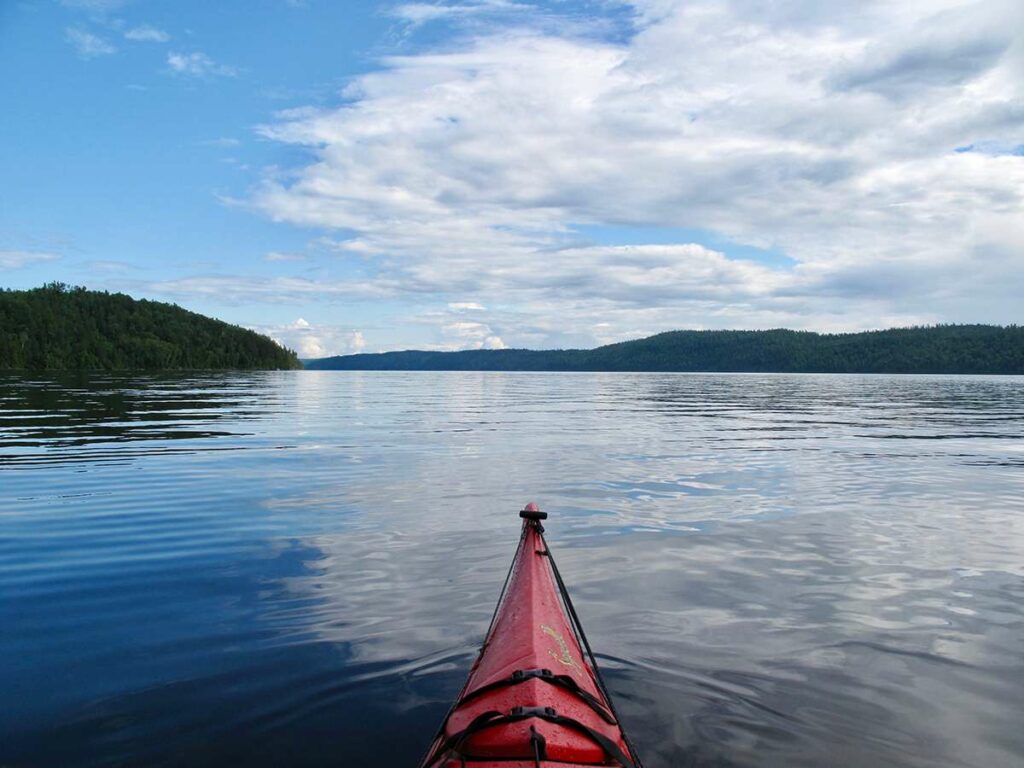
{"left": 0, "top": 284, "right": 300, "bottom": 370}
{"left": 306, "top": 325, "right": 1024, "bottom": 374}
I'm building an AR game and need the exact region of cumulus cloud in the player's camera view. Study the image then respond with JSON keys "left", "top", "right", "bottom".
{"left": 249, "top": 318, "right": 366, "bottom": 358}
{"left": 442, "top": 320, "right": 506, "bottom": 350}
{"left": 167, "top": 51, "right": 237, "bottom": 78}
{"left": 407, "top": 304, "right": 511, "bottom": 350}
{"left": 124, "top": 25, "right": 170, "bottom": 43}
{"left": 246, "top": 0, "right": 1024, "bottom": 346}
{"left": 65, "top": 28, "right": 116, "bottom": 58}
{"left": 0, "top": 250, "right": 61, "bottom": 269}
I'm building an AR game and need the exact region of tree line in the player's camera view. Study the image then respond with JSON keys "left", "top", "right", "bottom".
{"left": 0, "top": 284, "right": 300, "bottom": 370}
{"left": 306, "top": 325, "right": 1024, "bottom": 374}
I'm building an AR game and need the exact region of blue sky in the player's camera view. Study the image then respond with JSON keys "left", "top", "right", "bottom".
{"left": 1, "top": 0, "right": 395, "bottom": 347}
{"left": 2, "top": 0, "right": 1022, "bottom": 356}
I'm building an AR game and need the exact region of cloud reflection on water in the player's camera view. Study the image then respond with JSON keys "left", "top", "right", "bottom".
{"left": 1, "top": 372, "right": 1022, "bottom": 767}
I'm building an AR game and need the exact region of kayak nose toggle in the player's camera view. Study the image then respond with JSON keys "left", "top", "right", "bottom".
{"left": 520, "top": 501, "right": 548, "bottom": 520}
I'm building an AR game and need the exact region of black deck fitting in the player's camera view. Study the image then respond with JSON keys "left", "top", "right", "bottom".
{"left": 519, "top": 505, "right": 548, "bottom": 521}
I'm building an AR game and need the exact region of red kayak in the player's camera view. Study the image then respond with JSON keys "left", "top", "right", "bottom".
{"left": 419, "top": 503, "right": 642, "bottom": 767}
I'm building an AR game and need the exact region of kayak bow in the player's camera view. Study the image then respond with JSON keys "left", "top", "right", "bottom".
{"left": 419, "top": 503, "right": 642, "bottom": 768}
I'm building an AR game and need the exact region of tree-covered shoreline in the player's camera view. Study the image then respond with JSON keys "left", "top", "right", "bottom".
{"left": 306, "top": 325, "right": 1024, "bottom": 374}
{"left": 0, "top": 284, "right": 300, "bottom": 371}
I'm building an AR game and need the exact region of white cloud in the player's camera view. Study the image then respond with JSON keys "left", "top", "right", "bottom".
{"left": 247, "top": 0, "right": 1022, "bottom": 345}
{"left": 60, "top": 0, "right": 126, "bottom": 10}
{"left": 137, "top": 275, "right": 395, "bottom": 303}
{"left": 406, "top": 305, "right": 510, "bottom": 350}
{"left": 124, "top": 25, "right": 170, "bottom": 43}
{"left": 391, "top": 1, "right": 528, "bottom": 26}
{"left": 88, "top": 259, "right": 138, "bottom": 273}
{"left": 65, "top": 28, "right": 116, "bottom": 58}
{"left": 264, "top": 251, "right": 306, "bottom": 262}
{"left": 440, "top": 320, "right": 506, "bottom": 350}
{"left": 0, "top": 250, "right": 61, "bottom": 269}
{"left": 249, "top": 318, "right": 366, "bottom": 358}
{"left": 167, "top": 51, "right": 237, "bottom": 78}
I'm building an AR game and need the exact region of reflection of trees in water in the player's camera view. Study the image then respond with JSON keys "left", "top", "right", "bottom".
{"left": 0, "top": 372, "right": 287, "bottom": 464}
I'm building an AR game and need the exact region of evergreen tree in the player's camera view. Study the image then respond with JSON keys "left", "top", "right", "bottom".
{"left": 306, "top": 325, "right": 1024, "bottom": 374}
{"left": 0, "top": 284, "right": 301, "bottom": 371}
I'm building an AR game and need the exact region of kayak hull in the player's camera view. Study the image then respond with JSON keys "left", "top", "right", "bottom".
{"left": 420, "top": 504, "right": 641, "bottom": 767}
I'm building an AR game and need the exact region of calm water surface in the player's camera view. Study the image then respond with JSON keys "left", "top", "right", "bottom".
{"left": 2, "top": 372, "right": 1023, "bottom": 767}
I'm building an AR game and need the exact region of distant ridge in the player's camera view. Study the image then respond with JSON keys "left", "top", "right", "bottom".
{"left": 306, "top": 326, "right": 1024, "bottom": 374}
{"left": 0, "top": 283, "right": 301, "bottom": 371}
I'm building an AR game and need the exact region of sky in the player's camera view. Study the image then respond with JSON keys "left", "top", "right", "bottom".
{"left": 1, "top": 0, "right": 1022, "bottom": 357}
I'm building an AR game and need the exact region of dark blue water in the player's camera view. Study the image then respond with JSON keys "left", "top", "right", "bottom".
{"left": 2, "top": 372, "right": 1023, "bottom": 767}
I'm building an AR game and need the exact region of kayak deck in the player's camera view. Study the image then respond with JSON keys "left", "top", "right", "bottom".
{"left": 419, "top": 504, "right": 641, "bottom": 767}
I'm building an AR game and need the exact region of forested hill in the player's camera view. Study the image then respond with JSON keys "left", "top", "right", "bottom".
{"left": 0, "top": 284, "right": 300, "bottom": 370}
{"left": 306, "top": 326, "right": 1024, "bottom": 374}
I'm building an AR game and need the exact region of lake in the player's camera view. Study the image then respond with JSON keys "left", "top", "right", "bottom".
{"left": 2, "top": 371, "right": 1023, "bottom": 767}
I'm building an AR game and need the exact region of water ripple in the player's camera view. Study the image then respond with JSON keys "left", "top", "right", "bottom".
{"left": 1, "top": 372, "right": 1023, "bottom": 767}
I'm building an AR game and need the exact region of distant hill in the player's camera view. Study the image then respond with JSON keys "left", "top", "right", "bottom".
{"left": 306, "top": 326, "right": 1024, "bottom": 374}
{"left": 0, "top": 283, "right": 300, "bottom": 370}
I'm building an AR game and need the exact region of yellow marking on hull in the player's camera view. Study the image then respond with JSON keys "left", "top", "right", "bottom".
{"left": 540, "top": 623, "right": 582, "bottom": 671}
